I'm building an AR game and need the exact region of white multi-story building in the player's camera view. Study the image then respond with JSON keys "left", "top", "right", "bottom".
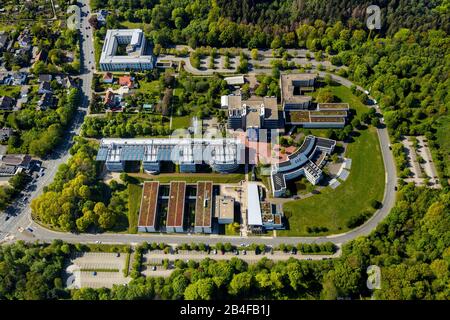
{"left": 100, "top": 29, "right": 154, "bottom": 71}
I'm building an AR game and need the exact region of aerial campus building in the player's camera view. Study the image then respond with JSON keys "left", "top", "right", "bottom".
{"left": 100, "top": 29, "right": 154, "bottom": 71}
{"left": 221, "top": 73, "right": 348, "bottom": 133}
{"left": 280, "top": 73, "right": 349, "bottom": 128}
{"left": 270, "top": 135, "right": 336, "bottom": 197}
{"left": 137, "top": 181, "right": 214, "bottom": 234}
{"left": 222, "top": 95, "right": 281, "bottom": 135}
{"left": 96, "top": 138, "right": 244, "bottom": 174}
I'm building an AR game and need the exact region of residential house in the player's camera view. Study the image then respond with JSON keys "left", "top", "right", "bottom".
{"left": 1, "top": 154, "right": 32, "bottom": 170}
{"left": 102, "top": 72, "right": 113, "bottom": 84}
{"left": 0, "top": 164, "right": 18, "bottom": 177}
{"left": 12, "top": 72, "right": 27, "bottom": 85}
{"left": 17, "top": 29, "right": 31, "bottom": 48}
{"left": 0, "top": 128, "right": 13, "bottom": 143}
{"left": 38, "top": 74, "right": 52, "bottom": 83}
{"left": 0, "top": 96, "right": 15, "bottom": 111}
{"left": 104, "top": 90, "right": 115, "bottom": 106}
{"left": 119, "top": 75, "right": 133, "bottom": 88}
{"left": 63, "top": 76, "right": 77, "bottom": 90}
{"left": 96, "top": 10, "right": 109, "bottom": 25}
{"left": 37, "top": 93, "right": 54, "bottom": 110}
{"left": 33, "top": 49, "right": 47, "bottom": 65}
{"left": 0, "top": 73, "right": 10, "bottom": 84}
{"left": 38, "top": 81, "right": 52, "bottom": 94}
{"left": 0, "top": 33, "right": 9, "bottom": 52}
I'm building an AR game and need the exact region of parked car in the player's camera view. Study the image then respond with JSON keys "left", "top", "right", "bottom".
{"left": 242, "top": 250, "right": 247, "bottom": 255}
{"left": 151, "top": 266, "right": 156, "bottom": 271}
{"left": 26, "top": 227, "right": 33, "bottom": 232}
{"left": 116, "top": 252, "right": 120, "bottom": 257}
{"left": 92, "top": 271, "right": 97, "bottom": 276}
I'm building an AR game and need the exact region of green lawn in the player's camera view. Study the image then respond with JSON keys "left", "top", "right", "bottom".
{"left": 137, "top": 80, "right": 160, "bottom": 94}
{"left": 0, "top": 86, "right": 21, "bottom": 98}
{"left": 127, "top": 183, "right": 142, "bottom": 234}
{"left": 328, "top": 84, "right": 368, "bottom": 117}
{"left": 311, "top": 84, "right": 368, "bottom": 118}
{"left": 278, "top": 127, "right": 384, "bottom": 236}
{"left": 129, "top": 172, "right": 245, "bottom": 184}
{"left": 171, "top": 115, "right": 192, "bottom": 130}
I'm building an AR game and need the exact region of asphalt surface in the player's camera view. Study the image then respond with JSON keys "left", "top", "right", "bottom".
{"left": 0, "top": 1, "right": 397, "bottom": 247}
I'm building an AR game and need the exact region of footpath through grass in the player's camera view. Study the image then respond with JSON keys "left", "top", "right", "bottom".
{"left": 127, "top": 183, "right": 142, "bottom": 234}
{"left": 278, "top": 127, "right": 384, "bottom": 237}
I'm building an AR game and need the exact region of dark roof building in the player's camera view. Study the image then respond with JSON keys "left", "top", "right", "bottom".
{"left": 194, "top": 181, "right": 213, "bottom": 234}
{"left": 0, "top": 96, "right": 15, "bottom": 111}
{"left": 137, "top": 181, "right": 160, "bottom": 232}
{"left": 166, "top": 181, "right": 186, "bottom": 233}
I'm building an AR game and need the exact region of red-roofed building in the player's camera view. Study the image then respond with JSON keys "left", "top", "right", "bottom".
{"left": 104, "top": 90, "right": 115, "bottom": 106}
{"left": 103, "top": 72, "right": 113, "bottom": 84}
{"left": 119, "top": 75, "right": 133, "bottom": 88}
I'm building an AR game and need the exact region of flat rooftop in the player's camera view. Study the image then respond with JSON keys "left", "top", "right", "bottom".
{"left": 247, "top": 183, "right": 262, "bottom": 226}
{"left": 96, "top": 138, "right": 244, "bottom": 165}
{"left": 215, "top": 195, "right": 235, "bottom": 221}
{"left": 138, "top": 181, "right": 159, "bottom": 228}
{"left": 317, "top": 103, "right": 350, "bottom": 111}
{"left": 195, "top": 181, "right": 213, "bottom": 228}
{"left": 281, "top": 73, "right": 317, "bottom": 105}
{"left": 100, "top": 29, "right": 153, "bottom": 65}
{"left": 166, "top": 181, "right": 186, "bottom": 228}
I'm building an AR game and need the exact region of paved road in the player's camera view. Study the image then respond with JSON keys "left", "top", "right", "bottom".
{"left": 0, "top": 6, "right": 397, "bottom": 247}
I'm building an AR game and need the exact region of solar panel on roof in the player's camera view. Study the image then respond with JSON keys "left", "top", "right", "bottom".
{"left": 96, "top": 147, "right": 108, "bottom": 161}
{"left": 121, "top": 145, "right": 145, "bottom": 161}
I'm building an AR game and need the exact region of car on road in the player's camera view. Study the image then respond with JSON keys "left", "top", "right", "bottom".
{"left": 5, "top": 216, "right": 10, "bottom": 221}
{"left": 388, "top": 144, "right": 392, "bottom": 150}
{"left": 95, "top": 240, "right": 101, "bottom": 244}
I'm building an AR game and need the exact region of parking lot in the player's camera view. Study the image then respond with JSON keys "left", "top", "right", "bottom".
{"left": 140, "top": 248, "right": 341, "bottom": 277}
{"left": 65, "top": 252, "right": 131, "bottom": 289}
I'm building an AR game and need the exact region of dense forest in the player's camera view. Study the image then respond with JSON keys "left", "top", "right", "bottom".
{"left": 30, "top": 138, "right": 132, "bottom": 232}
{"left": 91, "top": 0, "right": 449, "bottom": 46}
{"left": 1, "top": 184, "right": 448, "bottom": 300}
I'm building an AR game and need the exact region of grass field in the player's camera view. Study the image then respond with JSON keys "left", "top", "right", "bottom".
{"left": 278, "top": 126, "right": 384, "bottom": 236}
{"left": 328, "top": 84, "right": 368, "bottom": 117}
{"left": 127, "top": 183, "right": 142, "bottom": 234}
{"left": 0, "top": 86, "right": 21, "bottom": 98}
{"left": 137, "top": 80, "right": 160, "bottom": 94}
{"left": 171, "top": 115, "right": 192, "bottom": 130}
{"left": 129, "top": 172, "right": 245, "bottom": 184}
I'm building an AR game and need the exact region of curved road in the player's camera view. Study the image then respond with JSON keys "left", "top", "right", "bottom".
{"left": 0, "top": 2, "right": 397, "bottom": 247}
